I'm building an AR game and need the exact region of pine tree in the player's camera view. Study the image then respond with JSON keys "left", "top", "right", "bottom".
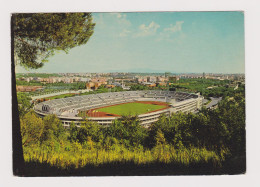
{"left": 12, "top": 13, "right": 95, "bottom": 175}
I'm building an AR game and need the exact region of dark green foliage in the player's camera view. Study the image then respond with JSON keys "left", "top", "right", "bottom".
{"left": 76, "top": 121, "right": 103, "bottom": 143}
{"left": 41, "top": 114, "right": 65, "bottom": 142}
{"left": 68, "top": 122, "right": 78, "bottom": 142}
{"left": 20, "top": 111, "right": 44, "bottom": 146}
{"left": 130, "top": 84, "right": 149, "bottom": 91}
{"left": 21, "top": 112, "right": 67, "bottom": 155}
{"left": 16, "top": 73, "right": 62, "bottom": 78}
{"left": 17, "top": 92, "right": 33, "bottom": 117}
{"left": 44, "top": 93, "right": 76, "bottom": 100}
{"left": 130, "top": 84, "right": 168, "bottom": 91}
{"left": 169, "top": 78, "right": 243, "bottom": 98}
{"left": 105, "top": 116, "right": 148, "bottom": 147}
{"left": 12, "top": 12, "right": 95, "bottom": 176}
{"left": 16, "top": 80, "right": 44, "bottom": 86}
{"left": 148, "top": 92, "right": 245, "bottom": 158}
{"left": 19, "top": 89, "right": 245, "bottom": 175}
{"left": 16, "top": 81, "right": 87, "bottom": 90}
{"left": 13, "top": 13, "right": 95, "bottom": 69}
{"left": 216, "top": 94, "right": 246, "bottom": 156}
{"left": 155, "top": 129, "right": 167, "bottom": 145}
{"left": 45, "top": 82, "right": 87, "bottom": 90}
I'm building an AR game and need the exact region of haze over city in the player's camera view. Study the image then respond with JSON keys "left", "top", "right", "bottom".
{"left": 16, "top": 11, "right": 245, "bottom": 74}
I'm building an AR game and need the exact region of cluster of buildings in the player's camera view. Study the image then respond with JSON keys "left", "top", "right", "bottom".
{"left": 134, "top": 75, "right": 179, "bottom": 88}
{"left": 135, "top": 76, "right": 170, "bottom": 84}
{"left": 86, "top": 78, "right": 131, "bottom": 90}
{"left": 86, "top": 78, "right": 107, "bottom": 90}
{"left": 18, "top": 74, "right": 177, "bottom": 84}
{"left": 17, "top": 72, "right": 245, "bottom": 93}
{"left": 179, "top": 72, "right": 245, "bottom": 81}
{"left": 17, "top": 73, "right": 180, "bottom": 91}
{"left": 16, "top": 85, "right": 43, "bottom": 92}
{"left": 18, "top": 76, "right": 91, "bottom": 84}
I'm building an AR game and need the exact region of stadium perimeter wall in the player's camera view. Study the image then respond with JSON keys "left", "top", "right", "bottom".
{"left": 34, "top": 90, "right": 203, "bottom": 127}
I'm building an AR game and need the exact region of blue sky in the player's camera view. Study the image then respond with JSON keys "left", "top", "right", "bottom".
{"left": 16, "top": 11, "right": 245, "bottom": 74}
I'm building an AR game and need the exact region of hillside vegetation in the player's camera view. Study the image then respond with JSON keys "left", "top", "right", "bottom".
{"left": 18, "top": 87, "right": 245, "bottom": 176}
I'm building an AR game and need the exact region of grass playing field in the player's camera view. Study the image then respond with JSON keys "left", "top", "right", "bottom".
{"left": 96, "top": 102, "right": 167, "bottom": 116}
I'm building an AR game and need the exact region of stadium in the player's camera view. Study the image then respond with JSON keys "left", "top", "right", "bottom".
{"left": 34, "top": 90, "right": 203, "bottom": 127}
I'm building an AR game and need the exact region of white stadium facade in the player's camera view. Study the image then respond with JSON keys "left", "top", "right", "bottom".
{"left": 34, "top": 90, "right": 203, "bottom": 128}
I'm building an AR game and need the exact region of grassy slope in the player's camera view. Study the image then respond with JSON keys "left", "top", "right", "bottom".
{"left": 45, "top": 93, "right": 75, "bottom": 100}
{"left": 97, "top": 102, "right": 166, "bottom": 116}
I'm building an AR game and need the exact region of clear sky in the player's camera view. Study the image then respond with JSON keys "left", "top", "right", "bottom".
{"left": 16, "top": 11, "right": 245, "bottom": 74}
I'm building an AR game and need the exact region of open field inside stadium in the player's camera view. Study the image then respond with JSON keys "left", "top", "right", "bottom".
{"left": 83, "top": 101, "right": 170, "bottom": 117}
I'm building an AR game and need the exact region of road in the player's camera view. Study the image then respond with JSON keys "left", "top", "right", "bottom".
{"left": 206, "top": 97, "right": 222, "bottom": 109}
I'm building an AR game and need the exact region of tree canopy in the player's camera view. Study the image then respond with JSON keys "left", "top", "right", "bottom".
{"left": 13, "top": 13, "right": 95, "bottom": 69}
{"left": 12, "top": 13, "right": 95, "bottom": 175}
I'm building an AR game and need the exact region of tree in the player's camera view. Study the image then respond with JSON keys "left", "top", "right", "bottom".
{"left": 11, "top": 13, "right": 95, "bottom": 175}
{"left": 105, "top": 116, "right": 148, "bottom": 147}
{"left": 155, "top": 129, "right": 167, "bottom": 145}
{"left": 13, "top": 13, "right": 95, "bottom": 69}
{"left": 77, "top": 121, "right": 103, "bottom": 143}
{"left": 20, "top": 111, "right": 44, "bottom": 146}
{"left": 69, "top": 122, "right": 78, "bottom": 142}
{"left": 41, "top": 114, "right": 64, "bottom": 142}
{"left": 17, "top": 92, "right": 33, "bottom": 117}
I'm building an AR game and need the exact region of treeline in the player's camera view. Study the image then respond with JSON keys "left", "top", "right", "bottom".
{"left": 16, "top": 81, "right": 87, "bottom": 90}
{"left": 16, "top": 73, "right": 62, "bottom": 78}
{"left": 80, "top": 86, "right": 123, "bottom": 96}
{"left": 16, "top": 80, "right": 44, "bottom": 86}
{"left": 45, "top": 82, "right": 87, "bottom": 90}
{"left": 129, "top": 78, "right": 236, "bottom": 97}
{"left": 130, "top": 84, "right": 168, "bottom": 91}
{"left": 19, "top": 92, "right": 245, "bottom": 175}
{"left": 178, "top": 78, "right": 229, "bottom": 85}
{"left": 200, "top": 85, "right": 245, "bottom": 98}
{"left": 170, "top": 78, "right": 244, "bottom": 99}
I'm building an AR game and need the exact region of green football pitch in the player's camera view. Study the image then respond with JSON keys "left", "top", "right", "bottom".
{"left": 96, "top": 102, "right": 167, "bottom": 116}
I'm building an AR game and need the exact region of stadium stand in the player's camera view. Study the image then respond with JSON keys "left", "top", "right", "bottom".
{"left": 34, "top": 90, "right": 203, "bottom": 127}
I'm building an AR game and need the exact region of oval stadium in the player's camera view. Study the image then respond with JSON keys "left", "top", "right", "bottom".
{"left": 34, "top": 90, "right": 204, "bottom": 128}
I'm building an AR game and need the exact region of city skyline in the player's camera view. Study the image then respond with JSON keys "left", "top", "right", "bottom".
{"left": 16, "top": 72, "right": 245, "bottom": 75}
{"left": 16, "top": 12, "right": 245, "bottom": 74}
